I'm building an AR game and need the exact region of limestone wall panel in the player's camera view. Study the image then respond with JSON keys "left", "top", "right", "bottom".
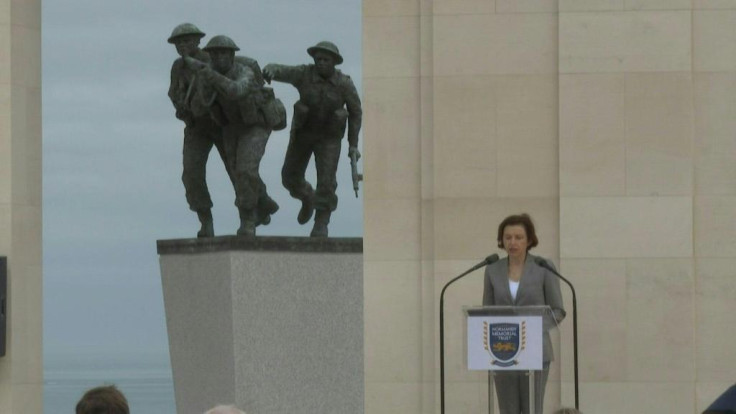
{"left": 496, "top": 75, "right": 558, "bottom": 197}
{"left": 0, "top": 85, "right": 10, "bottom": 205}
{"left": 698, "top": 382, "right": 736, "bottom": 413}
{"left": 560, "top": 197, "right": 692, "bottom": 258}
{"left": 364, "top": 197, "right": 421, "bottom": 261}
{"left": 432, "top": 0, "right": 494, "bottom": 15}
{"left": 496, "top": 0, "right": 558, "bottom": 13}
{"left": 364, "top": 260, "right": 422, "bottom": 383}
{"left": 694, "top": 10, "right": 736, "bottom": 71}
{"left": 365, "top": 383, "right": 421, "bottom": 414}
{"left": 694, "top": 73, "right": 736, "bottom": 195}
{"left": 433, "top": 75, "right": 496, "bottom": 198}
{"left": 364, "top": 16, "right": 420, "bottom": 78}
{"left": 559, "top": 11, "right": 691, "bottom": 73}
{"left": 694, "top": 259, "right": 736, "bottom": 382}
{"left": 625, "top": 259, "right": 695, "bottom": 381}
{"left": 10, "top": 25, "right": 40, "bottom": 88}
{"left": 624, "top": 73, "right": 693, "bottom": 196}
{"left": 559, "top": 0, "right": 624, "bottom": 11}
{"left": 694, "top": 196, "right": 736, "bottom": 257}
{"left": 434, "top": 13, "right": 557, "bottom": 76}
{"left": 694, "top": 0, "right": 736, "bottom": 8}
{"left": 560, "top": 74, "right": 626, "bottom": 196}
{"left": 624, "top": 0, "right": 691, "bottom": 10}
{"left": 0, "top": 24, "right": 9, "bottom": 82}
{"left": 363, "top": 77, "right": 421, "bottom": 200}
{"left": 363, "top": 0, "right": 419, "bottom": 17}
{"left": 433, "top": 197, "right": 558, "bottom": 261}
{"left": 9, "top": 0, "right": 40, "bottom": 29}
{"left": 558, "top": 259, "right": 627, "bottom": 382}
{"left": 8, "top": 263, "right": 42, "bottom": 382}
{"left": 577, "top": 382, "right": 695, "bottom": 414}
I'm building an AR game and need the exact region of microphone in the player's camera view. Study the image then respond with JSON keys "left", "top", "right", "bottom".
{"left": 532, "top": 256, "right": 580, "bottom": 411}
{"left": 439, "top": 253, "right": 499, "bottom": 414}
{"left": 468, "top": 254, "right": 500, "bottom": 273}
{"left": 532, "top": 256, "right": 557, "bottom": 272}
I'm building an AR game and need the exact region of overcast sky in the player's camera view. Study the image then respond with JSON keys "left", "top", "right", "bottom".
{"left": 42, "top": 0, "right": 362, "bottom": 362}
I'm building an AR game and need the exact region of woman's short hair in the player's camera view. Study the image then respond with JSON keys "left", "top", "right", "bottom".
{"left": 496, "top": 213, "right": 539, "bottom": 250}
{"left": 76, "top": 385, "right": 129, "bottom": 414}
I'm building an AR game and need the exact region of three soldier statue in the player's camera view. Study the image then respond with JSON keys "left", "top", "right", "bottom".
{"left": 167, "top": 23, "right": 362, "bottom": 238}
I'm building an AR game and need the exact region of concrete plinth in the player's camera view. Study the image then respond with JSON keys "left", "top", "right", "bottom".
{"left": 157, "top": 236, "right": 363, "bottom": 414}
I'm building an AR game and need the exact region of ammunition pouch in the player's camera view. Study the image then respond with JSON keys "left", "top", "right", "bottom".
{"left": 291, "top": 101, "right": 310, "bottom": 132}
{"left": 259, "top": 87, "right": 287, "bottom": 131}
{"left": 329, "top": 108, "right": 348, "bottom": 139}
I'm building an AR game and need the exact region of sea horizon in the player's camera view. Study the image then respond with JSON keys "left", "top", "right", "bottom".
{"left": 44, "top": 351, "right": 176, "bottom": 414}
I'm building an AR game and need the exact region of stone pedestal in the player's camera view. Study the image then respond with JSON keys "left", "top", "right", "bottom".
{"left": 157, "top": 236, "right": 363, "bottom": 414}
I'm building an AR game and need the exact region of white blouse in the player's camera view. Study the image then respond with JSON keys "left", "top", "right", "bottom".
{"left": 509, "top": 279, "right": 520, "bottom": 301}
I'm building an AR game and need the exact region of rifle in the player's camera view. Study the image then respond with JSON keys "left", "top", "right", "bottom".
{"left": 350, "top": 150, "right": 363, "bottom": 198}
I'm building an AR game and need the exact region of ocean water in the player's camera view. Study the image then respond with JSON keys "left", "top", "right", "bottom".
{"left": 44, "top": 353, "right": 176, "bottom": 414}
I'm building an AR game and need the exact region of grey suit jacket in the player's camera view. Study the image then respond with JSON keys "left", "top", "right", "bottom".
{"left": 482, "top": 254, "right": 566, "bottom": 362}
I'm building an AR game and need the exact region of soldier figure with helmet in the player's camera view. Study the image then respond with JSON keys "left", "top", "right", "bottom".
{"left": 185, "top": 35, "right": 284, "bottom": 236}
{"left": 167, "top": 23, "right": 226, "bottom": 238}
{"left": 167, "top": 25, "right": 280, "bottom": 237}
{"left": 263, "top": 41, "right": 362, "bottom": 237}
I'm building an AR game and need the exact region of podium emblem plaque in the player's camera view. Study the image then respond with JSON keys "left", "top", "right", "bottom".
{"left": 467, "top": 315, "right": 543, "bottom": 371}
{"left": 486, "top": 321, "right": 523, "bottom": 366}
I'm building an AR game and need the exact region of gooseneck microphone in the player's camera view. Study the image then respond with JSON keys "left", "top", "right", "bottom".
{"left": 439, "top": 254, "right": 500, "bottom": 414}
{"left": 533, "top": 257, "right": 580, "bottom": 411}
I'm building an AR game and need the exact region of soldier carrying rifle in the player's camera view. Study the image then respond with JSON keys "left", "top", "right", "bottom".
{"left": 263, "top": 41, "right": 362, "bottom": 238}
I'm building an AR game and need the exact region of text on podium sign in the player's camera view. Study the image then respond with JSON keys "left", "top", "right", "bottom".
{"left": 467, "top": 315, "right": 543, "bottom": 370}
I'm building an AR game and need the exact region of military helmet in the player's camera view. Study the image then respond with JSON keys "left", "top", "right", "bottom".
{"left": 307, "top": 41, "right": 343, "bottom": 65}
{"left": 203, "top": 35, "right": 240, "bottom": 52}
{"left": 167, "top": 23, "right": 206, "bottom": 44}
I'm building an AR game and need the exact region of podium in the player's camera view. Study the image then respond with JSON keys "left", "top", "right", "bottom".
{"left": 463, "top": 306, "right": 561, "bottom": 414}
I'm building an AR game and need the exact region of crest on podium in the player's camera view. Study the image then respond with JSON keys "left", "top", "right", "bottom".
{"left": 484, "top": 321, "right": 526, "bottom": 367}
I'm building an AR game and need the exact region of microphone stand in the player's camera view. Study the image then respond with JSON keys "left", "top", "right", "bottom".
{"left": 534, "top": 258, "right": 579, "bottom": 411}
{"left": 439, "top": 254, "right": 498, "bottom": 414}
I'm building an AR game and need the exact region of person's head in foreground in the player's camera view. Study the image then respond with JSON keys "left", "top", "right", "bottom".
{"left": 204, "top": 404, "right": 247, "bottom": 414}
{"left": 75, "top": 385, "right": 129, "bottom": 414}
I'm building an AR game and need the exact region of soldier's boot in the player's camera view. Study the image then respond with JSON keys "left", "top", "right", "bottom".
{"left": 257, "top": 196, "right": 280, "bottom": 226}
{"left": 196, "top": 209, "right": 214, "bottom": 238}
{"left": 310, "top": 209, "right": 331, "bottom": 238}
{"left": 297, "top": 194, "right": 315, "bottom": 225}
{"left": 237, "top": 208, "right": 256, "bottom": 237}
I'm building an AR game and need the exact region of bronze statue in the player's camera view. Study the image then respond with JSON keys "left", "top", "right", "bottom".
{"left": 185, "top": 35, "right": 284, "bottom": 236}
{"left": 167, "top": 23, "right": 230, "bottom": 238}
{"left": 263, "top": 41, "right": 363, "bottom": 237}
{"left": 168, "top": 26, "right": 282, "bottom": 237}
